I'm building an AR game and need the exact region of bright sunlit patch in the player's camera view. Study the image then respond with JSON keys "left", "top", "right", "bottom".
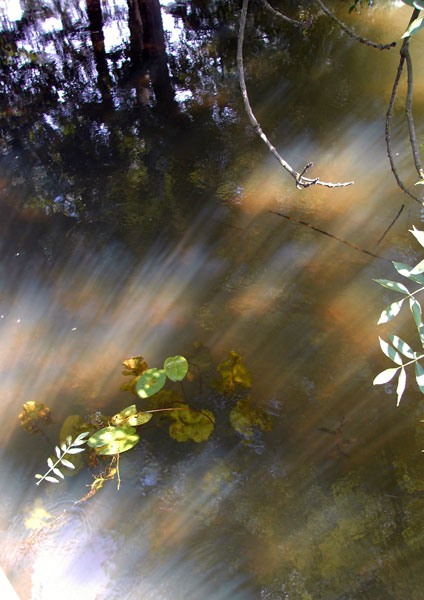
{"left": 24, "top": 499, "right": 52, "bottom": 531}
{"left": 0, "top": 0, "right": 22, "bottom": 22}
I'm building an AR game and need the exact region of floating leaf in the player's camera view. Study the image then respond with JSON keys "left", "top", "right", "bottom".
{"left": 378, "top": 299, "right": 405, "bottom": 324}
{"left": 44, "top": 476, "right": 59, "bottom": 484}
{"left": 229, "top": 397, "right": 273, "bottom": 440}
{"left": 409, "top": 225, "right": 424, "bottom": 248}
{"left": 389, "top": 334, "right": 416, "bottom": 359}
{"left": 121, "top": 355, "right": 148, "bottom": 376}
{"left": 55, "top": 446, "right": 61, "bottom": 459}
{"left": 415, "top": 179, "right": 424, "bottom": 186}
{"left": 373, "top": 279, "right": 410, "bottom": 295}
{"left": 214, "top": 351, "right": 252, "bottom": 395}
{"left": 402, "top": 16, "right": 424, "bottom": 39}
{"left": 379, "top": 337, "right": 403, "bottom": 365}
{"left": 87, "top": 426, "right": 139, "bottom": 455}
{"left": 47, "top": 457, "right": 54, "bottom": 469}
{"left": 111, "top": 404, "right": 137, "bottom": 426}
{"left": 61, "top": 458, "right": 75, "bottom": 470}
{"left": 396, "top": 367, "right": 407, "bottom": 405}
{"left": 18, "top": 401, "right": 52, "bottom": 434}
{"left": 34, "top": 474, "right": 43, "bottom": 480}
{"left": 392, "top": 262, "right": 424, "bottom": 284}
{"left": 52, "top": 467, "right": 64, "bottom": 479}
{"left": 65, "top": 447, "right": 86, "bottom": 454}
{"left": 111, "top": 404, "right": 152, "bottom": 426}
{"left": 136, "top": 368, "right": 166, "bottom": 398}
{"left": 373, "top": 368, "right": 400, "bottom": 385}
{"left": 164, "top": 356, "right": 189, "bottom": 382}
{"left": 168, "top": 405, "right": 215, "bottom": 442}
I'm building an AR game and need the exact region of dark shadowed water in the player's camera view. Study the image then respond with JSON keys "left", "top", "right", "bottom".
{"left": 1, "top": 1, "right": 424, "bottom": 598}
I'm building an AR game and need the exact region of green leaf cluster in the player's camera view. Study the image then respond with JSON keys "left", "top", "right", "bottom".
{"left": 374, "top": 227, "right": 424, "bottom": 404}
{"left": 168, "top": 405, "right": 215, "bottom": 442}
{"left": 229, "top": 397, "right": 273, "bottom": 440}
{"left": 213, "top": 351, "right": 252, "bottom": 395}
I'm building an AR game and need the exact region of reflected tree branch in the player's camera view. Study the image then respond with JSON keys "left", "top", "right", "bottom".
{"left": 238, "top": 0, "right": 354, "bottom": 190}
{"left": 314, "top": 0, "right": 396, "bottom": 51}
{"left": 261, "top": 0, "right": 310, "bottom": 29}
{"left": 385, "top": 8, "right": 423, "bottom": 205}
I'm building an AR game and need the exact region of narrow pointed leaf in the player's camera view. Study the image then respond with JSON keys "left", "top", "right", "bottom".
{"left": 47, "top": 457, "right": 54, "bottom": 469}
{"left": 409, "top": 225, "right": 424, "bottom": 248}
{"left": 52, "top": 467, "right": 64, "bottom": 479}
{"left": 76, "top": 431, "right": 90, "bottom": 440}
{"left": 65, "top": 435, "right": 72, "bottom": 445}
{"left": 55, "top": 446, "right": 61, "bottom": 459}
{"left": 396, "top": 368, "right": 406, "bottom": 406}
{"left": 410, "top": 258, "right": 424, "bottom": 275}
{"left": 415, "top": 361, "right": 424, "bottom": 394}
{"left": 379, "top": 337, "right": 403, "bottom": 365}
{"left": 378, "top": 299, "right": 405, "bottom": 324}
{"left": 65, "top": 447, "right": 85, "bottom": 454}
{"left": 60, "top": 443, "right": 67, "bottom": 452}
{"left": 402, "top": 16, "right": 424, "bottom": 38}
{"left": 61, "top": 458, "right": 75, "bottom": 469}
{"left": 373, "top": 279, "right": 410, "bottom": 294}
{"left": 392, "top": 262, "right": 424, "bottom": 284}
{"left": 389, "top": 334, "right": 416, "bottom": 358}
{"left": 71, "top": 438, "right": 87, "bottom": 446}
{"left": 44, "top": 476, "right": 59, "bottom": 483}
{"left": 409, "top": 297, "right": 424, "bottom": 345}
{"left": 373, "top": 367, "right": 400, "bottom": 385}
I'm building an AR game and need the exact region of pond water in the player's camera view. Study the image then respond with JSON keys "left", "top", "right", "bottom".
{"left": 1, "top": 1, "right": 424, "bottom": 598}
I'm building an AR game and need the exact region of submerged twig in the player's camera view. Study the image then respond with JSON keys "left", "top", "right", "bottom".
{"left": 374, "top": 204, "right": 405, "bottom": 247}
{"left": 315, "top": 0, "right": 396, "bottom": 50}
{"left": 269, "top": 210, "right": 390, "bottom": 261}
{"left": 385, "top": 8, "right": 422, "bottom": 205}
{"left": 237, "top": 0, "right": 354, "bottom": 190}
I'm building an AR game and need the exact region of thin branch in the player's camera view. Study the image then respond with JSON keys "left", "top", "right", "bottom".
{"left": 269, "top": 210, "right": 391, "bottom": 262}
{"left": 237, "top": 0, "right": 354, "bottom": 190}
{"left": 374, "top": 204, "right": 405, "bottom": 248}
{"left": 385, "top": 8, "right": 423, "bottom": 205}
{"left": 405, "top": 46, "right": 424, "bottom": 179}
{"left": 261, "top": 0, "right": 310, "bottom": 28}
{"left": 315, "top": 0, "right": 396, "bottom": 50}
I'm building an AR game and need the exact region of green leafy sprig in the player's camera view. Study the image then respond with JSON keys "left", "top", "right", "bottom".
{"left": 373, "top": 226, "right": 424, "bottom": 404}
{"left": 35, "top": 432, "right": 89, "bottom": 485}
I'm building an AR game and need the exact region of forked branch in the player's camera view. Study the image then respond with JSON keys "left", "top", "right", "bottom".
{"left": 385, "top": 8, "right": 423, "bottom": 204}
{"left": 238, "top": 0, "right": 354, "bottom": 189}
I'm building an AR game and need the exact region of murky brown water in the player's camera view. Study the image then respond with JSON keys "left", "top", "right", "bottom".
{"left": 1, "top": 1, "right": 424, "bottom": 598}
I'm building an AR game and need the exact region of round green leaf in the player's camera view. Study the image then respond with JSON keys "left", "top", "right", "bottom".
{"left": 164, "top": 356, "right": 189, "bottom": 382}
{"left": 111, "top": 404, "right": 137, "bottom": 426}
{"left": 136, "top": 368, "right": 166, "bottom": 398}
{"left": 87, "top": 426, "right": 139, "bottom": 455}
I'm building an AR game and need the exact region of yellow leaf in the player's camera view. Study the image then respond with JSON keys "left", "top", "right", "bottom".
{"left": 168, "top": 405, "right": 215, "bottom": 442}
{"left": 214, "top": 351, "right": 252, "bottom": 395}
{"left": 229, "top": 397, "right": 272, "bottom": 440}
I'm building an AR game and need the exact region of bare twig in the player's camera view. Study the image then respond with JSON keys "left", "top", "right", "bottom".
{"left": 269, "top": 210, "right": 390, "bottom": 261}
{"left": 405, "top": 47, "right": 424, "bottom": 179}
{"left": 315, "top": 0, "right": 396, "bottom": 50}
{"left": 261, "top": 0, "right": 310, "bottom": 28}
{"left": 237, "top": 0, "right": 354, "bottom": 190}
{"left": 375, "top": 204, "right": 405, "bottom": 247}
{"left": 385, "top": 8, "right": 423, "bottom": 205}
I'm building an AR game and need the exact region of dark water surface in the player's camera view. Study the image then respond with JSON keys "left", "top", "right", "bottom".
{"left": 1, "top": 1, "right": 424, "bottom": 598}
